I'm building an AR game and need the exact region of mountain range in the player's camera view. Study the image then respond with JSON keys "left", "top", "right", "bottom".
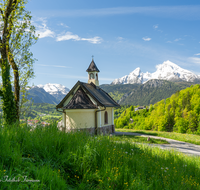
{"left": 101, "top": 79, "right": 193, "bottom": 106}
{"left": 112, "top": 60, "right": 200, "bottom": 85}
{"left": 26, "top": 61, "right": 199, "bottom": 106}
{"left": 27, "top": 83, "right": 70, "bottom": 105}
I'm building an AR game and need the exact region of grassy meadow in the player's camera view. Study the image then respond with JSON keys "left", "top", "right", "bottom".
{"left": 116, "top": 128, "right": 200, "bottom": 145}
{"left": 0, "top": 122, "right": 200, "bottom": 189}
{"left": 112, "top": 135, "right": 169, "bottom": 144}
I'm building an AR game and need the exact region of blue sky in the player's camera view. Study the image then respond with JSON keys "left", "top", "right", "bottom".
{"left": 26, "top": 0, "right": 200, "bottom": 89}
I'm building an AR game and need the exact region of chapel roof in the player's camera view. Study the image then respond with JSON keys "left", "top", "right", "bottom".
{"left": 63, "top": 86, "right": 98, "bottom": 109}
{"left": 86, "top": 59, "right": 100, "bottom": 72}
{"left": 56, "top": 81, "right": 120, "bottom": 109}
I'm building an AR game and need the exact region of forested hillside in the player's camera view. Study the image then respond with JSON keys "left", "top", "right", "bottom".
{"left": 20, "top": 103, "right": 62, "bottom": 122}
{"left": 100, "top": 83, "right": 140, "bottom": 102}
{"left": 101, "top": 79, "right": 193, "bottom": 106}
{"left": 114, "top": 84, "right": 200, "bottom": 134}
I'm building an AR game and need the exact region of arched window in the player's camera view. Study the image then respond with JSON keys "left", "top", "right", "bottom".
{"left": 96, "top": 73, "right": 98, "bottom": 80}
{"left": 104, "top": 111, "right": 108, "bottom": 124}
{"left": 90, "top": 73, "right": 94, "bottom": 79}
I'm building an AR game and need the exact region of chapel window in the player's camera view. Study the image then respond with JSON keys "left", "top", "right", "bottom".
{"left": 104, "top": 111, "right": 108, "bottom": 124}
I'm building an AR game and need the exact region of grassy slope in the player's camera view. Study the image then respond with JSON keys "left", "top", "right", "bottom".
{"left": 1, "top": 122, "right": 200, "bottom": 189}
{"left": 116, "top": 128, "right": 200, "bottom": 145}
{"left": 112, "top": 135, "right": 169, "bottom": 144}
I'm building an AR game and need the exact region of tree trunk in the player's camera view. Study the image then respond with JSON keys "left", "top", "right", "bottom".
{"left": 8, "top": 49, "right": 20, "bottom": 121}
{"left": 1, "top": 56, "right": 17, "bottom": 125}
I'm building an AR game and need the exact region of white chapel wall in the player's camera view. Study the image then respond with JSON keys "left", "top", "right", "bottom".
{"left": 65, "top": 110, "right": 95, "bottom": 129}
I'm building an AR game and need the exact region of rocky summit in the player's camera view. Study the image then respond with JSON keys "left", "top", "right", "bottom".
{"left": 112, "top": 60, "right": 200, "bottom": 85}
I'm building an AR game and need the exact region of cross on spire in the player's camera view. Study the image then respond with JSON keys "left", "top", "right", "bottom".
{"left": 92, "top": 55, "right": 94, "bottom": 60}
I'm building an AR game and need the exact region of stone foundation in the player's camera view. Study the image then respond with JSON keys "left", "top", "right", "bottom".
{"left": 97, "top": 125, "right": 115, "bottom": 135}
{"left": 60, "top": 125, "right": 115, "bottom": 135}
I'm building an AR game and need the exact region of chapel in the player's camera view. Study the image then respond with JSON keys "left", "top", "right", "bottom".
{"left": 56, "top": 59, "right": 120, "bottom": 135}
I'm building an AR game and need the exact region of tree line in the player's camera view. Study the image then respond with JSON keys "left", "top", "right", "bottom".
{"left": 114, "top": 84, "right": 200, "bottom": 134}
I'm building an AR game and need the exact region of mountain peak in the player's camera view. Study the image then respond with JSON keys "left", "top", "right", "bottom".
{"left": 130, "top": 67, "right": 141, "bottom": 75}
{"left": 112, "top": 60, "right": 200, "bottom": 85}
{"left": 31, "top": 83, "right": 70, "bottom": 102}
{"left": 156, "top": 60, "right": 181, "bottom": 72}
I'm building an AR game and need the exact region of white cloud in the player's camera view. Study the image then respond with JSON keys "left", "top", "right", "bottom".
{"left": 56, "top": 32, "right": 102, "bottom": 44}
{"left": 153, "top": 24, "right": 158, "bottom": 29}
{"left": 60, "top": 23, "right": 69, "bottom": 28}
{"left": 195, "top": 53, "right": 200, "bottom": 56}
{"left": 81, "top": 37, "right": 102, "bottom": 44}
{"left": 56, "top": 32, "right": 80, "bottom": 41}
{"left": 174, "top": 38, "right": 182, "bottom": 42}
{"left": 33, "top": 18, "right": 102, "bottom": 44}
{"left": 34, "top": 19, "right": 55, "bottom": 38}
{"left": 166, "top": 41, "right": 172, "bottom": 43}
{"left": 189, "top": 57, "right": 200, "bottom": 64}
{"left": 117, "top": 37, "right": 124, "bottom": 40}
{"left": 142, "top": 37, "right": 151, "bottom": 41}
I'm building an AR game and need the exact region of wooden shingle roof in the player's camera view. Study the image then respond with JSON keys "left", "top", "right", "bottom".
{"left": 56, "top": 81, "right": 120, "bottom": 109}
{"left": 86, "top": 60, "right": 100, "bottom": 72}
{"left": 63, "top": 87, "right": 98, "bottom": 109}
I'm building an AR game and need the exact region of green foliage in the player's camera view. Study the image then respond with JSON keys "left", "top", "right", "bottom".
{"left": 114, "top": 84, "right": 200, "bottom": 135}
{"left": 114, "top": 105, "right": 129, "bottom": 119}
{"left": 1, "top": 60, "right": 17, "bottom": 125}
{"left": 19, "top": 103, "right": 62, "bottom": 122}
{"left": 175, "top": 117, "right": 188, "bottom": 133}
{"left": 116, "top": 128, "right": 200, "bottom": 145}
{"left": 112, "top": 135, "right": 169, "bottom": 144}
{"left": 1, "top": 123, "right": 200, "bottom": 189}
{"left": 0, "top": 0, "right": 38, "bottom": 123}
{"left": 109, "top": 91, "right": 124, "bottom": 101}
{"left": 101, "top": 80, "right": 194, "bottom": 106}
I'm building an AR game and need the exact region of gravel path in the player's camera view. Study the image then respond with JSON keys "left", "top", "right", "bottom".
{"left": 114, "top": 132, "right": 200, "bottom": 157}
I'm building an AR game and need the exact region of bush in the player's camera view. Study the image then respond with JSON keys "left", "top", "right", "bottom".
{"left": 175, "top": 118, "right": 188, "bottom": 133}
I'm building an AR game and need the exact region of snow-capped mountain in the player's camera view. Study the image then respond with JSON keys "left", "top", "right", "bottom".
{"left": 36, "top": 83, "right": 70, "bottom": 101}
{"left": 112, "top": 60, "right": 200, "bottom": 85}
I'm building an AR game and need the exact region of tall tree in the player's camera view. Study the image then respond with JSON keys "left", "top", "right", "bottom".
{"left": 7, "top": 9, "right": 37, "bottom": 120}
{"left": 0, "top": 0, "right": 37, "bottom": 124}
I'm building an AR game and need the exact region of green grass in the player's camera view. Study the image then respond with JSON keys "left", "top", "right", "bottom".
{"left": 0, "top": 122, "right": 200, "bottom": 189}
{"left": 116, "top": 128, "right": 200, "bottom": 145}
{"left": 112, "top": 135, "right": 169, "bottom": 144}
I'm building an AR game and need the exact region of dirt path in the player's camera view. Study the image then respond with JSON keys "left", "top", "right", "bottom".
{"left": 114, "top": 132, "right": 200, "bottom": 156}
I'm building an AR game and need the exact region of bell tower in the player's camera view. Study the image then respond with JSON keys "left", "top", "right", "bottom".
{"left": 86, "top": 57, "right": 100, "bottom": 86}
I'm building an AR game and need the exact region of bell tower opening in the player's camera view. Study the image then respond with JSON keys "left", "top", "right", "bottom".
{"left": 86, "top": 57, "right": 100, "bottom": 86}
